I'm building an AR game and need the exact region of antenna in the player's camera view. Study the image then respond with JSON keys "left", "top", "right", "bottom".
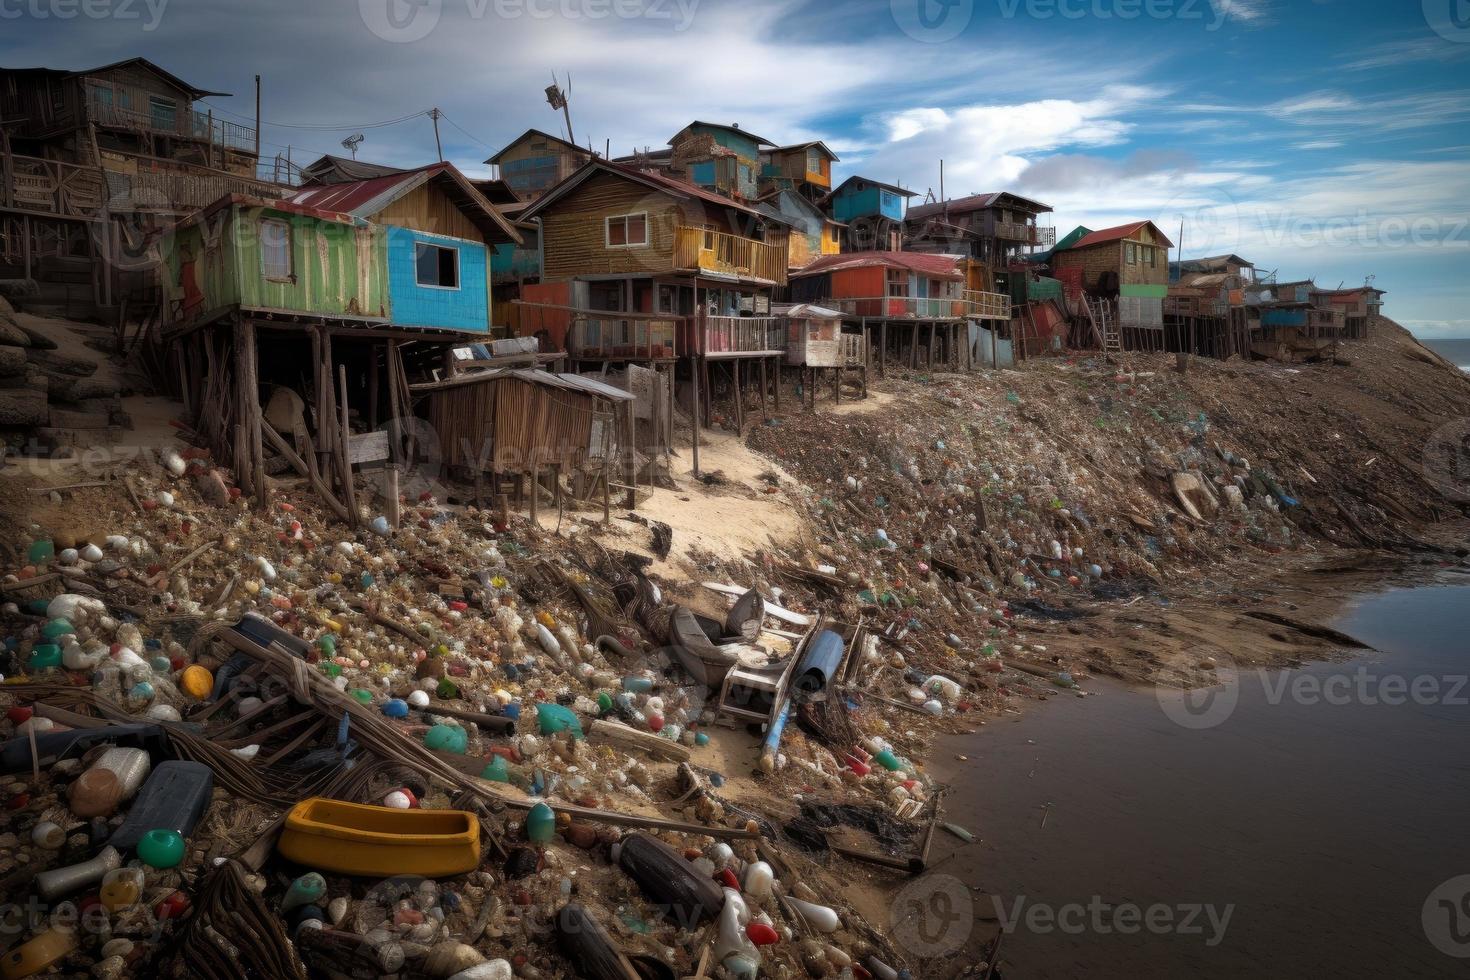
{"left": 341, "top": 133, "right": 365, "bottom": 159}
{"left": 545, "top": 72, "right": 574, "bottom": 145}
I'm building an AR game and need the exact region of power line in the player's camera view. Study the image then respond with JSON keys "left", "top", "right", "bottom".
{"left": 199, "top": 100, "right": 432, "bottom": 132}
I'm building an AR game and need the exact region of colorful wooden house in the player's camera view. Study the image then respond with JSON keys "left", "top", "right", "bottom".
{"left": 761, "top": 141, "right": 838, "bottom": 202}
{"left": 788, "top": 251, "right": 1008, "bottom": 373}
{"left": 1315, "top": 286, "right": 1385, "bottom": 339}
{"left": 668, "top": 121, "right": 770, "bottom": 201}
{"left": 486, "top": 128, "right": 594, "bottom": 201}
{"left": 823, "top": 176, "right": 916, "bottom": 251}
{"left": 904, "top": 191, "right": 1055, "bottom": 293}
{"left": 157, "top": 162, "right": 521, "bottom": 504}
{"left": 1051, "top": 220, "right": 1173, "bottom": 339}
{"left": 756, "top": 188, "right": 842, "bottom": 269}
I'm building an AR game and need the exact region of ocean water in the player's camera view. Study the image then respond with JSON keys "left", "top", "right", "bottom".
{"left": 937, "top": 581, "right": 1470, "bottom": 979}
{"left": 1423, "top": 338, "right": 1470, "bottom": 371}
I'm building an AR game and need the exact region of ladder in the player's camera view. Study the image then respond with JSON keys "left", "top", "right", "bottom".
{"left": 1086, "top": 296, "right": 1121, "bottom": 353}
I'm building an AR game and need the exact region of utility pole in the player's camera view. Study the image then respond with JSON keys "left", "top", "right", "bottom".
{"left": 253, "top": 75, "right": 261, "bottom": 158}
{"left": 545, "top": 74, "right": 573, "bottom": 146}
{"left": 429, "top": 108, "right": 443, "bottom": 162}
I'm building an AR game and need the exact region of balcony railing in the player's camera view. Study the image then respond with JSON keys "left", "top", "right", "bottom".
{"left": 674, "top": 226, "right": 787, "bottom": 285}
{"left": 994, "top": 221, "right": 1056, "bottom": 246}
{"left": 4, "top": 155, "right": 105, "bottom": 218}
{"left": 86, "top": 91, "right": 258, "bottom": 152}
{"left": 569, "top": 315, "right": 680, "bottom": 360}
{"left": 702, "top": 315, "right": 783, "bottom": 355}
{"left": 822, "top": 292, "right": 1010, "bottom": 321}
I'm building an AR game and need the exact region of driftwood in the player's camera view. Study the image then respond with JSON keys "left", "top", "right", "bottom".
{"left": 586, "top": 717, "right": 691, "bottom": 762}
{"left": 1242, "top": 610, "right": 1373, "bottom": 649}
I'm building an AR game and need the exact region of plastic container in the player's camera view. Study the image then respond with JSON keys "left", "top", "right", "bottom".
{"left": 34, "top": 846, "right": 121, "bottom": 901}
{"left": 526, "top": 802, "right": 556, "bottom": 843}
{"left": 0, "top": 927, "right": 76, "bottom": 979}
{"left": 480, "top": 755, "right": 510, "bottom": 783}
{"left": 100, "top": 867, "right": 144, "bottom": 911}
{"left": 277, "top": 798, "right": 481, "bottom": 878}
{"left": 137, "top": 829, "right": 185, "bottom": 869}
{"left": 535, "top": 703, "right": 583, "bottom": 739}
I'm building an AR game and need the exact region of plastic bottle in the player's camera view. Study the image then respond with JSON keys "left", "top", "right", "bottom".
{"left": 137, "top": 828, "right": 186, "bottom": 869}
{"left": 713, "top": 888, "right": 759, "bottom": 978}
{"left": 873, "top": 749, "right": 901, "bottom": 772}
{"left": 923, "top": 675, "right": 962, "bottom": 700}
{"left": 100, "top": 867, "right": 145, "bottom": 911}
{"left": 526, "top": 803, "right": 556, "bottom": 843}
{"left": 743, "top": 861, "right": 774, "bottom": 901}
{"left": 1, "top": 927, "right": 76, "bottom": 978}
{"left": 786, "top": 896, "right": 840, "bottom": 933}
{"left": 480, "top": 755, "right": 510, "bottom": 783}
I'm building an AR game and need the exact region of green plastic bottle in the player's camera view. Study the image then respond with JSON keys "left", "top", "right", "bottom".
{"left": 526, "top": 802, "right": 555, "bottom": 843}
{"left": 28, "top": 644, "right": 62, "bottom": 670}
{"left": 874, "top": 749, "right": 901, "bottom": 772}
{"left": 481, "top": 755, "right": 510, "bottom": 783}
{"left": 27, "top": 540, "right": 55, "bottom": 565}
{"left": 424, "top": 724, "right": 468, "bottom": 754}
{"left": 41, "top": 618, "right": 74, "bottom": 640}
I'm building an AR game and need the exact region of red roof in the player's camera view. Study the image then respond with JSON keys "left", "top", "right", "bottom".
{"left": 288, "top": 162, "right": 450, "bottom": 215}
{"left": 791, "top": 251, "right": 963, "bottom": 280}
{"left": 287, "top": 161, "right": 521, "bottom": 244}
{"left": 1066, "top": 220, "right": 1173, "bottom": 250}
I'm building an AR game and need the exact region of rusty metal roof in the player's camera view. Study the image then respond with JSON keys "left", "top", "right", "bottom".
{"left": 288, "top": 162, "right": 521, "bottom": 245}
{"left": 1065, "top": 221, "right": 1173, "bottom": 250}
{"left": 906, "top": 191, "right": 1052, "bottom": 221}
{"left": 791, "top": 251, "right": 963, "bottom": 280}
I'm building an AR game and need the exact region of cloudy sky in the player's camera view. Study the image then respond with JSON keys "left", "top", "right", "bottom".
{"left": 5, "top": 0, "right": 1468, "bottom": 335}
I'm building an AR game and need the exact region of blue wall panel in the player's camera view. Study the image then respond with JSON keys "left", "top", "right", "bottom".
{"left": 385, "top": 226, "right": 490, "bottom": 333}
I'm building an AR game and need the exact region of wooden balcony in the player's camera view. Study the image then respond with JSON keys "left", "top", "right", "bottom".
{"left": 993, "top": 221, "right": 1056, "bottom": 246}
{"left": 701, "top": 315, "right": 783, "bottom": 356}
{"left": 3, "top": 155, "right": 105, "bottom": 218}
{"left": 86, "top": 90, "right": 257, "bottom": 153}
{"left": 569, "top": 314, "right": 680, "bottom": 360}
{"left": 674, "top": 226, "right": 787, "bottom": 285}
{"left": 822, "top": 292, "right": 1010, "bottom": 321}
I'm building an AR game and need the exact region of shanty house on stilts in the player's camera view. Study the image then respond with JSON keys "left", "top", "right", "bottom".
{"left": 157, "top": 162, "right": 521, "bottom": 524}
{"left": 516, "top": 158, "right": 792, "bottom": 440}
{"left": 1049, "top": 220, "right": 1173, "bottom": 352}
{"left": 787, "top": 251, "right": 1009, "bottom": 376}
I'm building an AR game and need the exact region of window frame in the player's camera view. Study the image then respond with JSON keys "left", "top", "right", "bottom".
{"left": 1125, "top": 242, "right": 1137, "bottom": 265}
{"left": 414, "top": 240, "right": 462, "bottom": 291}
{"left": 605, "top": 211, "right": 649, "bottom": 249}
{"left": 259, "top": 218, "right": 294, "bottom": 282}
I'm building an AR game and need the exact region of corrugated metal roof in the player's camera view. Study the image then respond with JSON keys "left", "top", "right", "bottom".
{"left": 790, "top": 250, "right": 963, "bottom": 279}
{"left": 1064, "top": 221, "right": 1173, "bottom": 250}
{"left": 906, "top": 191, "right": 1052, "bottom": 221}
{"left": 520, "top": 158, "right": 769, "bottom": 222}
{"left": 287, "top": 162, "right": 521, "bottom": 245}
{"left": 773, "top": 303, "right": 844, "bottom": 319}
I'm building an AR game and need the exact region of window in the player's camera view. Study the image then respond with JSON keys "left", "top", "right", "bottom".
{"left": 260, "top": 219, "right": 292, "bottom": 281}
{"left": 149, "top": 95, "right": 177, "bottom": 133}
{"left": 606, "top": 212, "right": 648, "bottom": 248}
{"left": 807, "top": 148, "right": 823, "bottom": 175}
{"left": 415, "top": 242, "right": 460, "bottom": 289}
{"left": 1147, "top": 246, "right": 1157, "bottom": 267}
{"left": 1125, "top": 242, "right": 1137, "bottom": 265}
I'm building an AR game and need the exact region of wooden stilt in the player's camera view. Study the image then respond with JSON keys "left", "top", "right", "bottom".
{"left": 336, "top": 362, "right": 357, "bottom": 526}
{"left": 691, "top": 354, "right": 701, "bottom": 477}
{"left": 758, "top": 357, "right": 767, "bottom": 419}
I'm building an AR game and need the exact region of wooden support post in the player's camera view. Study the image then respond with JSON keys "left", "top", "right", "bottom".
{"left": 530, "top": 462, "right": 540, "bottom": 524}
{"left": 622, "top": 401, "right": 636, "bottom": 510}
{"left": 758, "top": 356, "right": 767, "bottom": 419}
{"left": 386, "top": 465, "right": 401, "bottom": 529}
{"left": 773, "top": 359, "right": 780, "bottom": 411}
{"left": 833, "top": 365, "right": 840, "bottom": 404}
{"left": 240, "top": 320, "right": 265, "bottom": 507}
{"left": 691, "top": 354, "right": 701, "bottom": 477}
{"left": 732, "top": 359, "right": 742, "bottom": 433}
{"left": 368, "top": 342, "right": 380, "bottom": 430}
{"left": 879, "top": 320, "right": 887, "bottom": 378}
{"left": 336, "top": 362, "right": 358, "bottom": 526}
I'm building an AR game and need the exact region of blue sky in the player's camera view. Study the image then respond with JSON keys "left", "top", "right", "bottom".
{"left": 5, "top": 0, "right": 1468, "bottom": 333}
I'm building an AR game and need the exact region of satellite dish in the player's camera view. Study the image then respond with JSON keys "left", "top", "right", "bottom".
{"left": 341, "top": 133, "right": 365, "bottom": 159}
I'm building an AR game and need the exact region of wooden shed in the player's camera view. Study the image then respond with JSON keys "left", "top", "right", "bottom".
{"left": 415, "top": 368, "right": 633, "bottom": 477}
{"left": 777, "top": 303, "right": 845, "bottom": 367}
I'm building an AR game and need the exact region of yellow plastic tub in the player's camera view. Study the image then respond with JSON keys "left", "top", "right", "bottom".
{"left": 278, "top": 798, "right": 481, "bottom": 878}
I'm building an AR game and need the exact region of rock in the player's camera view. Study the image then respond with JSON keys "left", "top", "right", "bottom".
{"left": 564, "top": 823, "right": 599, "bottom": 850}
{"left": 423, "top": 941, "right": 484, "bottom": 977}
{"left": 194, "top": 469, "right": 230, "bottom": 506}
{"left": 0, "top": 318, "right": 29, "bottom": 348}
{"left": 0, "top": 389, "right": 47, "bottom": 426}
{"left": 0, "top": 346, "right": 26, "bottom": 376}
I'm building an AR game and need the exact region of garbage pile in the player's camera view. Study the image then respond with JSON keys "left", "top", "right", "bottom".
{"left": 0, "top": 446, "right": 961, "bottom": 979}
